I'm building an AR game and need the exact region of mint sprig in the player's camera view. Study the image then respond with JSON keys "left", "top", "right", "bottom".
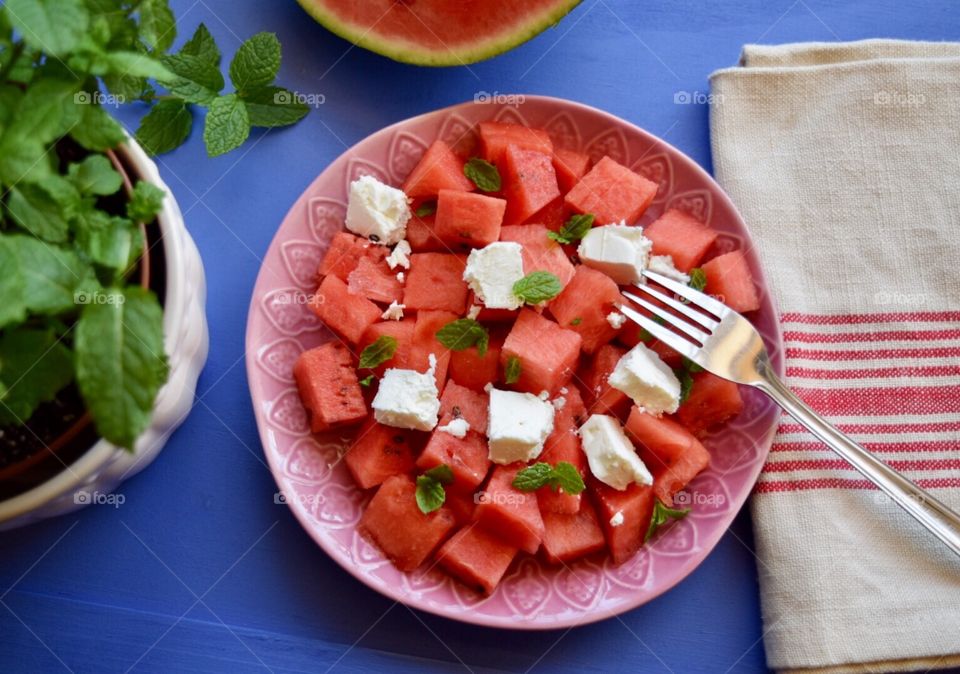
{"left": 358, "top": 336, "right": 397, "bottom": 370}
{"left": 512, "top": 461, "right": 585, "bottom": 495}
{"left": 688, "top": 268, "right": 707, "bottom": 292}
{"left": 415, "top": 464, "right": 455, "bottom": 514}
{"left": 435, "top": 319, "right": 489, "bottom": 357}
{"left": 645, "top": 498, "right": 690, "bottom": 542}
{"left": 548, "top": 213, "right": 594, "bottom": 244}
{"left": 512, "top": 271, "right": 562, "bottom": 305}
{"left": 463, "top": 157, "right": 501, "bottom": 192}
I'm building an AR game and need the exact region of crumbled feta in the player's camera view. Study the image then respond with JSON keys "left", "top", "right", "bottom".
{"left": 345, "top": 175, "right": 410, "bottom": 246}
{"left": 396, "top": 272, "right": 405, "bottom": 283}
{"left": 579, "top": 414, "right": 653, "bottom": 490}
{"left": 467, "top": 304, "right": 481, "bottom": 320}
{"left": 608, "top": 343, "right": 682, "bottom": 415}
{"left": 610, "top": 511, "right": 625, "bottom": 527}
{"left": 437, "top": 417, "right": 470, "bottom": 439}
{"left": 486, "top": 389, "right": 555, "bottom": 465}
{"left": 647, "top": 254, "right": 690, "bottom": 283}
{"left": 381, "top": 301, "right": 404, "bottom": 321}
{"left": 386, "top": 240, "right": 411, "bottom": 269}
{"left": 372, "top": 356, "right": 440, "bottom": 431}
{"left": 538, "top": 391, "right": 550, "bottom": 401}
{"left": 606, "top": 311, "right": 627, "bottom": 329}
{"left": 552, "top": 396, "right": 567, "bottom": 411}
{"left": 560, "top": 387, "right": 568, "bottom": 395}
{"left": 578, "top": 223, "right": 653, "bottom": 284}
{"left": 463, "top": 242, "right": 525, "bottom": 310}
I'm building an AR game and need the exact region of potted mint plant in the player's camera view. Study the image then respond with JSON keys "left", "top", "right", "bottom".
{"left": 0, "top": 0, "right": 309, "bottom": 526}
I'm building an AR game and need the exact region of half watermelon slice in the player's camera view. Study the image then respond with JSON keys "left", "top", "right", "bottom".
{"left": 297, "top": 0, "right": 583, "bottom": 66}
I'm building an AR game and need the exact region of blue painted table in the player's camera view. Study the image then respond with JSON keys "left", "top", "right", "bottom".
{"left": 2, "top": 1, "right": 957, "bottom": 671}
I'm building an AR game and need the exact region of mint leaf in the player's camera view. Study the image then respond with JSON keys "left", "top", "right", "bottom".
{"left": 358, "top": 335, "right": 397, "bottom": 370}
{"left": 570, "top": 317, "right": 582, "bottom": 326}
{"left": 91, "top": 51, "right": 174, "bottom": 81}
{"left": 0, "top": 237, "right": 26, "bottom": 329}
{"left": 12, "top": 235, "right": 97, "bottom": 315}
{"left": 512, "top": 463, "right": 553, "bottom": 491}
{"left": 69, "top": 102, "right": 125, "bottom": 151}
{"left": 75, "top": 208, "right": 141, "bottom": 272}
{"left": 67, "top": 155, "right": 123, "bottom": 196}
{"left": 548, "top": 213, "right": 594, "bottom": 244}
{"left": 688, "top": 267, "right": 707, "bottom": 292}
{"left": 684, "top": 357, "right": 704, "bottom": 373}
{"left": 415, "top": 201, "right": 436, "bottom": 217}
{"left": 135, "top": 98, "right": 192, "bottom": 156}
{"left": 358, "top": 374, "right": 375, "bottom": 387}
{"left": 5, "top": 76, "right": 80, "bottom": 145}
{"left": 229, "top": 32, "right": 280, "bottom": 92}
{"left": 6, "top": 176, "right": 80, "bottom": 243}
{"left": 242, "top": 86, "right": 309, "bottom": 128}
{"left": 645, "top": 498, "right": 690, "bottom": 542}
{"left": 160, "top": 52, "right": 224, "bottom": 104}
{"left": 138, "top": 0, "right": 176, "bottom": 52}
{"left": 0, "top": 136, "right": 50, "bottom": 185}
{"left": 126, "top": 181, "right": 166, "bottom": 223}
{"left": 435, "top": 319, "right": 489, "bottom": 357}
{"left": 5, "top": 0, "right": 89, "bottom": 55}
{"left": 415, "top": 474, "right": 446, "bottom": 514}
{"left": 463, "top": 157, "right": 500, "bottom": 192}
{"left": 512, "top": 271, "right": 562, "bottom": 305}
{"left": 180, "top": 23, "right": 220, "bottom": 64}
{"left": 552, "top": 461, "right": 585, "bottom": 495}
{"left": 504, "top": 355, "right": 521, "bottom": 385}
{"left": 674, "top": 367, "right": 694, "bottom": 405}
{"left": 424, "top": 464, "right": 454, "bottom": 486}
{"left": 75, "top": 287, "right": 168, "bottom": 450}
{"left": 0, "top": 328, "right": 73, "bottom": 426}
{"left": 203, "top": 93, "right": 250, "bottom": 157}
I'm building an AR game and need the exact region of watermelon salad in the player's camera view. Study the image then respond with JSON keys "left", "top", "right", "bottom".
{"left": 293, "top": 120, "right": 761, "bottom": 595}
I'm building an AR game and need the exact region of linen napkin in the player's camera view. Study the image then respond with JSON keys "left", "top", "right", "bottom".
{"left": 709, "top": 40, "right": 960, "bottom": 673}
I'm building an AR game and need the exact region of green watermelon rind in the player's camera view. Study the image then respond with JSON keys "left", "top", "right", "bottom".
{"left": 296, "top": 0, "right": 583, "bottom": 67}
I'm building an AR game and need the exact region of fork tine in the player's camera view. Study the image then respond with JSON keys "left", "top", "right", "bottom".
{"left": 642, "top": 270, "right": 730, "bottom": 317}
{"left": 631, "top": 283, "right": 719, "bottom": 331}
{"left": 621, "top": 290, "right": 710, "bottom": 344}
{"left": 618, "top": 304, "right": 700, "bottom": 361}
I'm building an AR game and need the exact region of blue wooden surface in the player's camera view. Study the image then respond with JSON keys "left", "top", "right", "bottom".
{"left": 2, "top": 1, "right": 958, "bottom": 672}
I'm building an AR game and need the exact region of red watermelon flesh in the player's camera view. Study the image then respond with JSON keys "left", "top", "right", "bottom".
{"left": 402, "top": 140, "right": 474, "bottom": 198}
{"left": 438, "top": 379, "right": 489, "bottom": 431}
{"left": 701, "top": 250, "right": 761, "bottom": 313}
{"left": 548, "top": 265, "right": 622, "bottom": 354}
{"left": 318, "top": 231, "right": 388, "bottom": 282}
{"left": 311, "top": 274, "right": 382, "bottom": 344}
{"left": 676, "top": 371, "right": 744, "bottom": 436}
{"left": 552, "top": 148, "right": 591, "bottom": 193}
{"left": 359, "top": 475, "right": 455, "bottom": 571}
{"left": 405, "top": 211, "right": 445, "bottom": 252}
{"left": 293, "top": 342, "right": 367, "bottom": 433}
{"left": 537, "top": 402, "right": 586, "bottom": 515}
{"left": 444, "top": 490, "right": 477, "bottom": 527}
{"left": 501, "top": 308, "right": 581, "bottom": 395}
{"left": 416, "top": 429, "right": 490, "bottom": 492}
{"left": 590, "top": 479, "right": 656, "bottom": 565}
{"left": 625, "top": 406, "right": 710, "bottom": 506}
{"left": 410, "top": 309, "right": 459, "bottom": 388}
{"left": 436, "top": 525, "right": 518, "bottom": 595}
{"left": 643, "top": 209, "right": 718, "bottom": 272}
{"left": 524, "top": 196, "right": 570, "bottom": 231}
{"left": 541, "top": 501, "right": 607, "bottom": 564}
{"left": 501, "top": 145, "right": 561, "bottom": 226}
{"left": 359, "top": 319, "right": 416, "bottom": 376}
{"left": 474, "top": 464, "right": 545, "bottom": 554}
{"left": 499, "top": 224, "right": 575, "bottom": 288}
{"left": 479, "top": 121, "right": 553, "bottom": 164}
{"left": 347, "top": 255, "right": 403, "bottom": 305}
{"left": 402, "top": 253, "right": 469, "bottom": 314}
{"left": 344, "top": 417, "right": 418, "bottom": 490}
{"left": 565, "top": 156, "right": 658, "bottom": 225}
{"left": 448, "top": 333, "right": 503, "bottom": 392}
{"left": 579, "top": 343, "right": 630, "bottom": 418}
{"left": 434, "top": 189, "right": 506, "bottom": 249}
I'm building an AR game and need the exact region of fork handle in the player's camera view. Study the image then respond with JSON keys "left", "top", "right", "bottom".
{"left": 756, "top": 372, "right": 960, "bottom": 559}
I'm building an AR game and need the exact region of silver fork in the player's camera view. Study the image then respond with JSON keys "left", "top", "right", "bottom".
{"left": 621, "top": 269, "right": 960, "bottom": 559}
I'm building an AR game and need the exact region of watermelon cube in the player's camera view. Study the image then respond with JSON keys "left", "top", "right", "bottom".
{"left": 541, "top": 501, "right": 607, "bottom": 564}
{"left": 416, "top": 430, "right": 490, "bottom": 493}
{"left": 701, "top": 250, "right": 761, "bottom": 313}
{"left": 293, "top": 342, "right": 367, "bottom": 433}
{"left": 625, "top": 406, "right": 710, "bottom": 506}
{"left": 590, "top": 479, "right": 656, "bottom": 565}
{"left": 359, "top": 319, "right": 416, "bottom": 376}
{"left": 410, "top": 309, "right": 458, "bottom": 388}
{"left": 474, "top": 464, "right": 545, "bottom": 554}
{"left": 537, "top": 398, "right": 587, "bottom": 515}
{"left": 501, "top": 146, "right": 560, "bottom": 226}
{"left": 524, "top": 196, "right": 569, "bottom": 231}
{"left": 553, "top": 148, "right": 591, "bottom": 194}
{"left": 448, "top": 334, "right": 503, "bottom": 392}
{"left": 311, "top": 274, "right": 382, "bottom": 344}
{"left": 434, "top": 189, "right": 506, "bottom": 250}
{"left": 318, "top": 231, "right": 389, "bottom": 282}
{"left": 347, "top": 255, "right": 403, "bottom": 305}
{"left": 436, "top": 525, "right": 518, "bottom": 595}
{"left": 359, "top": 475, "right": 456, "bottom": 571}
{"left": 643, "top": 209, "right": 718, "bottom": 272}
{"left": 499, "top": 224, "right": 575, "bottom": 288}
{"left": 478, "top": 121, "right": 553, "bottom": 164}
{"left": 402, "top": 253, "right": 469, "bottom": 314}
{"left": 501, "top": 309, "right": 581, "bottom": 395}
{"left": 405, "top": 211, "right": 445, "bottom": 252}
{"left": 548, "top": 266, "right": 622, "bottom": 353}
{"left": 439, "top": 380, "right": 489, "bottom": 431}
{"left": 467, "top": 291, "right": 519, "bottom": 323}
{"left": 564, "top": 156, "right": 658, "bottom": 225}
{"left": 676, "top": 371, "right": 744, "bottom": 436}
{"left": 579, "top": 343, "right": 630, "bottom": 418}
{"left": 402, "top": 140, "right": 475, "bottom": 198}
{"left": 444, "top": 490, "right": 477, "bottom": 527}
{"left": 344, "top": 417, "right": 418, "bottom": 490}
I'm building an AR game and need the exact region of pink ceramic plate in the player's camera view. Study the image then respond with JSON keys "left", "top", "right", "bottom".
{"left": 245, "top": 96, "right": 784, "bottom": 629}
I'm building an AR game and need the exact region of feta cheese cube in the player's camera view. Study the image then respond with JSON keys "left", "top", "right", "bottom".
{"left": 647, "top": 254, "right": 690, "bottom": 283}
{"left": 345, "top": 175, "right": 410, "bottom": 246}
{"left": 579, "top": 414, "right": 653, "bottom": 490}
{"left": 463, "top": 242, "right": 525, "bottom": 310}
{"left": 372, "top": 357, "right": 440, "bottom": 431}
{"left": 577, "top": 223, "right": 653, "bottom": 284}
{"left": 437, "top": 417, "right": 470, "bottom": 439}
{"left": 608, "top": 343, "right": 682, "bottom": 415}
{"left": 606, "top": 311, "right": 626, "bottom": 329}
{"left": 486, "top": 388, "right": 555, "bottom": 465}
{"left": 386, "top": 240, "right": 411, "bottom": 269}
{"left": 381, "top": 301, "right": 404, "bottom": 321}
